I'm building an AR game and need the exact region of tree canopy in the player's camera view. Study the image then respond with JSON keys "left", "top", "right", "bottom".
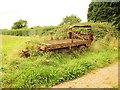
{"left": 60, "top": 14, "right": 81, "bottom": 25}
{"left": 12, "top": 19, "right": 28, "bottom": 29}
{"left": 87, "top": 2, "right": 120, "bottom": 29}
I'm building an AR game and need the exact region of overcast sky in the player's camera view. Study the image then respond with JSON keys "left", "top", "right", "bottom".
{"left": 0, "top": 0, "right": 91, "bottom": 29}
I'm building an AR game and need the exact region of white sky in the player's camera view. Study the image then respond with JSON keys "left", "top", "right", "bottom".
{"left": 0, "top": 0, "right": 91, "bottom": 29}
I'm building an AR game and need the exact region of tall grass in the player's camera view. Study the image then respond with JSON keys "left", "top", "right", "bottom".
{"left": 90, "top": 34, "right": 118, "bottom": 52}
{"left": 1, "top": 22, "right": 118, "bottom": 88}
{"left": 1, "top": 34, "right": 118, "bottom": 88}
{"left": 2, "top": 48, "right": 118, "bottom": 88}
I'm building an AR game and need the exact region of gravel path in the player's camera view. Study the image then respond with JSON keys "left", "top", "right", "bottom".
{"left": 52, "top": 62, "right": 118, "bottom": 88}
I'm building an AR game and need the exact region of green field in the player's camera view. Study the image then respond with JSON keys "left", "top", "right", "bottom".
{"left": 1, "top": 23, "right": 119, "bottom": 88}
{"left": 1, "top": 37, "right": 118, "bottom": 88}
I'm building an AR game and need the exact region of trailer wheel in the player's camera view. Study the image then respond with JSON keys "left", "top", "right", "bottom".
{"left": 79, "top": 45, "right": 87, "bottom": 52}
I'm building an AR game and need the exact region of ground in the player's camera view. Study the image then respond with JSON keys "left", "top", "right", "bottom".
{"left": 52, "top": 62, "right": 118, "bottom": 88}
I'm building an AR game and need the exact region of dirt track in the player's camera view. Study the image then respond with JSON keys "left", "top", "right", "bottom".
{"left": 52, "top": 62, "right": 118, "bottom": 88}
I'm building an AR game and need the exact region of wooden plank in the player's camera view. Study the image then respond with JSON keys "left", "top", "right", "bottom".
{"left": 72, "top": 32, "right": 86, "bottom": 40}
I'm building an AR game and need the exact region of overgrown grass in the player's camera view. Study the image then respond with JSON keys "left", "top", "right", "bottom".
{"left": 1, "top": 22, "right": 118, "bottom": 88}
{"left": 1, "top": 33, "right": 118, "bottom": 88}
{"left": 2, "top": 48, "right": 118, "bottom": 88}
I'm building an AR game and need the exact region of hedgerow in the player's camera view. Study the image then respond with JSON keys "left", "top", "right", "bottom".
{"left": 1, "top": 22, "right": 118, "bottom": 40}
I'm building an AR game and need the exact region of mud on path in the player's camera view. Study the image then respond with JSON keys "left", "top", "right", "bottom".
{"left": 52, "top": 62, "right": 118, "bottom": 88}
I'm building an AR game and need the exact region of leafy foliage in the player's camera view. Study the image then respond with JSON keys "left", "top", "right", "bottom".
{"left": 12, "top": 19, "right": 28, "bottom": 29}
{"left": 87, "top": 2, "right": 120, "bottom": 29}
{"left": 60, "top": 14, "right": 81, "bottom": 25}
{"left": 2, "top": 22, "right": 118, "bottom": 40}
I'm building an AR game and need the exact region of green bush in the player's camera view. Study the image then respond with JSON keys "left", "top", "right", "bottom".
{"left": 1, "top": 22, "right": 118, "bottom": 41}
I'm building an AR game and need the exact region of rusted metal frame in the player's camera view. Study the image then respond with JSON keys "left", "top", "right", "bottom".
{"left": 72, "top": 32, "right": 86, "bottom": 40}
{"left": 45, "top": 40, "right": 87, "bottom": 51}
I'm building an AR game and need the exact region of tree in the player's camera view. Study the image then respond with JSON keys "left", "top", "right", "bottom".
{"left": 12, "top": 19, "right": 28, "bottom": 29}
{"left": 60, "top": 14, "right": 81, "bottom": 25}
{"left": 87, "top": 2, "right": 120, "bottom": 29}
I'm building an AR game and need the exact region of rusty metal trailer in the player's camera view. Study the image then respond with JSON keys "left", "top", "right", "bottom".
{"left": 21, "top": 25, "right": 93, "bottom": 57}
{"left": 36, "top": 25, "right": 93, "bottom": 51}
